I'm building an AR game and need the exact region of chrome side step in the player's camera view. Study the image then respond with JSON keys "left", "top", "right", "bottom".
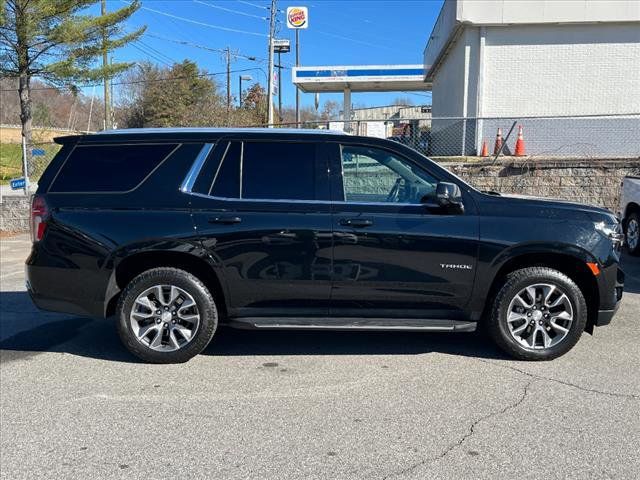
{"left": 226, "top": 317, "right": 476, "bottom": 332}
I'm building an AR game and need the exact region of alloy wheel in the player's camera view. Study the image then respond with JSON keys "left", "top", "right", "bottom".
{"left": 506, "top": 283, "right": 574, "bottom": 350}
{"left": 129, "top": 285, "right": 200, "bottom": 352}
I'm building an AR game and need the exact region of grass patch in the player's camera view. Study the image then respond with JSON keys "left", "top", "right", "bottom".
{"left": 0, "top": 143, "right": 60, "bottom": 185}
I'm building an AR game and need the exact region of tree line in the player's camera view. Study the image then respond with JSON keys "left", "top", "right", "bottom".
{"left": 0, "top": 0, "right": 385, "bottom": 143}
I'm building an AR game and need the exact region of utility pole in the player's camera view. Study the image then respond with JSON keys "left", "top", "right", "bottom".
{"left": 101, "top": 0, "right": 112, "bottom": 130}
{"left": 277, "top": 52, "right": 282, "bottom": 122}
{"left": 295, "top": 29, "right": 300, "bottom": 128}
{"left": 273, "top": 39, "right": 289, "bottom": 125}
{"left": 225, "top": 47, "right": 231, "bottom": 126}
{"left": 239, "top": 75, "right": 252, "bottom": 108}
{"left": 266, "top": 0, "right": 277, "bottom": 127}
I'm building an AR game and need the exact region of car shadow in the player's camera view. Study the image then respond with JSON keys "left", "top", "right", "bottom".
{"left": 622, "top": 253, "right": 640, "bottom": 294}
{"left": 202, "top": 328, "right": 505, "bottom": 359}
{"left": 0, "top": 290, "right": 509, "bottom": 363}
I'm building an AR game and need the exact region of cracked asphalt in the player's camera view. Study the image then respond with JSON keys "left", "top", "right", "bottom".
{"left": 1, "top": 234, "right": 639, "bottom": 479}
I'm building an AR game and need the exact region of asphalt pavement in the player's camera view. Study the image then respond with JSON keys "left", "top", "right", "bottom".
{"left": 1, "top": 234, "right": 639, "bottom": 479}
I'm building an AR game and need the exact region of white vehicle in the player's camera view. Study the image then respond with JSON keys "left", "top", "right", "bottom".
{"left": 620, "top": 176, "right": 640, "bottom": 255}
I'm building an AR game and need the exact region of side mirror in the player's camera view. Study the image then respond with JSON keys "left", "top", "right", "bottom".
{"left": 435, "top": 182, "right": 464, "bottom": 211}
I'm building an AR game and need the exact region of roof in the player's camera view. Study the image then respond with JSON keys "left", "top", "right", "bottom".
{"left": 54, "top": 127, "right": 350, "bottom": 144}
{"left": 292, "top": 65, "right": 431, "bottom": 93}
{"left": 93, "top": 127, "right": 345, "bottom": 136}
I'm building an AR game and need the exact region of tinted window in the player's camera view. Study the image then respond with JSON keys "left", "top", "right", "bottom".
{"left": 340, "top": 145, "right": 438, "bottom": 203}
{"left": 210, "top": 141, "right": 241, "bottom": 198}
{"left": 50, "top": 143, "right": 177, "bottom": 193}
{"left": 192, "top": 143, "right": 223, "bottom": 195}
{"left": 242, "top": 141, "right": 317, "bottom": 200}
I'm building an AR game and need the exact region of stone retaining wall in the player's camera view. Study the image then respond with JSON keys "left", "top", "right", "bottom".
{"left": 444, "top": 157, "right": 640, "bottom": 213}
{"left": 0, "top": 195, "right": 30, "bottom": 233}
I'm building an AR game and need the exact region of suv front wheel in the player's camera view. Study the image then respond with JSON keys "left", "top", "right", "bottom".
{"left": 487, "top": 267, "right": 587, "bottom": 360}
{"left": 116, "top": 268, "right": 218, "bottom": 363}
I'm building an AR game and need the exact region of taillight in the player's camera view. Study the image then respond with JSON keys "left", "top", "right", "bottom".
{"left": 31, "top": 195, "right": 49, "bottom": 243}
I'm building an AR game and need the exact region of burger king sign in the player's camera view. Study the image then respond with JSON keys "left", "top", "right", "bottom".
{"left": 286, "top": 6, "right": 308, "bottom": 29}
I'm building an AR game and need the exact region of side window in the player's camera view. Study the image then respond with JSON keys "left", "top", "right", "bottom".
{"left": 241, "top": 141, "right": 320, "bottom": 201}
{"left": 49, "top": 143, "right": 177, "bottom": 193}
{"left": 340, "top": 145, "right": 438, "bottom": 204}
{"left": 210, "top": 142, "right": 241, "bottom": 198}
{"left": 191, "top": 143, "right": 222, "bottom": 195}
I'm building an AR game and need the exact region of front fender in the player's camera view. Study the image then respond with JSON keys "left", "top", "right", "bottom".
{"left": 468, "top": 241, "right": 600, "bottom": 320}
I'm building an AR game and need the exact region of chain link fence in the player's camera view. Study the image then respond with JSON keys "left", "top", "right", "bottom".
{"left": 1, "top": 114, "right": 638, "bottom": 206}
{"left": 272, "top": 113, "right": 640, "bottom": 160}
{"left": 0, "top": 141, "right": 60, "bottom": 198}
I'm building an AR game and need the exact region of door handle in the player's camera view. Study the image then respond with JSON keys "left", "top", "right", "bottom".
{"left": 339, "top": 218, "right": 373, "bottom": 228}
{"left": 208, "top": 216, "right": 242, "bottom": 225}
{"left": 333, "top": 232, "right": 358, "bottom": 244}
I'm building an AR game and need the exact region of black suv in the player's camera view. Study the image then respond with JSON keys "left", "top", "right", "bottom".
{"left": 26, "top": 128, "right": 624, "bottom": 363}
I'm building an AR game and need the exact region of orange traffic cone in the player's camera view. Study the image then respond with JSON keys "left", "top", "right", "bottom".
{"left": 493, "top": 128, "right": 503, "bottom": 155}
{"left": 514, "top": 125, "right": 526, "bottom": 156}
{"left": 480, "top": 140, "right": 489, "bottom": 157}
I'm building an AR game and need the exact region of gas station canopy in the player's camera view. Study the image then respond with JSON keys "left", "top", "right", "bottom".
{"left": 292, "top": 65, "right": 431, "bottom": 93}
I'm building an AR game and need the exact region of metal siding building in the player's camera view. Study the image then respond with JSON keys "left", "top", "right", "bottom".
{"left": 424, "top": 0, "right": 640, "bottom": 156}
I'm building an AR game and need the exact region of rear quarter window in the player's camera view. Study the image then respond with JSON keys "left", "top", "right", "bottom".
{"left": 49, "top": 143, "right": 178, "bottom": 193}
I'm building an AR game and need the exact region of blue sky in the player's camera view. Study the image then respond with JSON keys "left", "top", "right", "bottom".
{"left": 102, "top": 0, "right": 443, "bottom": 109}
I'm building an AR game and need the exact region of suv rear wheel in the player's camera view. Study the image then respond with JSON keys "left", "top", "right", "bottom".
{"left": 116, "top": 268, "right": 218, "bottom": 363}
{"left": 487, "top": 267, "right": 587, "bottom": 361}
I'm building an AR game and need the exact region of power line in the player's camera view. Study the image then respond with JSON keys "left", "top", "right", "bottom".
{"left": 145, "top": 32, "right": 293, "bottom": 69}
{"left": 135, "top": 39, "right": 177, "bottom": 65}
{"left": 310, "top": 19, "right": 416, "bottom": 50}
{"left": 402, "top": 91, "right": 432, "bottom": 98}
{"left": 145, "top": 32, "right": 265, "bottom": 63}
{"left": 0, "top": 68, "right": 265, "bottom": 92}
{"left": 130, "top": 42, "right": 172, "bottom": 66}
{"left": 307, "top": 2, "right": 426, "bottom": 42}
{"left": 193, "top": 0, "right": 267, "bottom": 20}
{"left": 314, "top": 30, "right": 397, "bottom": 52}
{"left": 236, "top": 0, "right": 268, "bottom": 10}
{"left": 122, "top": 1, "right": 268, "bottom": 37}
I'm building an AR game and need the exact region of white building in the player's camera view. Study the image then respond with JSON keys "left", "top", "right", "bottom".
{"left": 424, "top": 0, "right": 640, "bottom": 156}
{"left": 350, "top": 104, "right": 432, "bottom": 122}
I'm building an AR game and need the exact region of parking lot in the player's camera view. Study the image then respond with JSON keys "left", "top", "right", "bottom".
{"left": 1, "top": 233, "right": 639, "bottom": 480}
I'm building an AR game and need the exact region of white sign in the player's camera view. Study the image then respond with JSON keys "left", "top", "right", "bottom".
{"left": 364, "top": 121, "right": 387, "bottom": 139}
{"left": 273, "top": 38, "right": 291, "bottom": 51}
{"left": 328, "top": 121, "right": 345, "bottom": 132}
{"left": 287, "top": 6, "right": 308, "bottom": 29}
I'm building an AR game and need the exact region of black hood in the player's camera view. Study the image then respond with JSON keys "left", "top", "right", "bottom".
{"left": 476, "top": 192, "right": 617, "bottom": 223}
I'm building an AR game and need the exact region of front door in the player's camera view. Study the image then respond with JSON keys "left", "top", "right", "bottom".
{"left": 189, "top": 139, "right": 332, "bottom": 318}
{"left": 329, "top": 142, "right": 479, "bottom": 320}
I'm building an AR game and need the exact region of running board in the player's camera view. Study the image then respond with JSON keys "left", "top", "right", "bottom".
{"left": 226, "top": 317, "right": 476, "bottom": 333}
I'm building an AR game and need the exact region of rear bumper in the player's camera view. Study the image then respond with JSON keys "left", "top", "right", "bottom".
{"left": 28, "top": 289, "right": 102, "bottom": 317}
{"left": 26, "top": 263, "right": 108, "bottom": 318}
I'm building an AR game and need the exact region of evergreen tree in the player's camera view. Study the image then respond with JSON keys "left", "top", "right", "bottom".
{"left": 0, "top": 0, "right": 145, "bottom": 156}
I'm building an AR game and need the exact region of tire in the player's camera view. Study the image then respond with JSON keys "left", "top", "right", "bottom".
{"left": 487, "top": 267, "right": 587, "bottom": 361}
{"left": 116, "top": 268, "right": 218, "bottom": 363}
{"left": 624, "top": 212, "right": 640, "bottom": 256}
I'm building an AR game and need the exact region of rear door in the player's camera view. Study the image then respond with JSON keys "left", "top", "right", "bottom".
{"left": 328, "top": 142, "right": 478, "bottom": 320}
{"left": 189, "top": 138, "right": 333, "bottom": 318}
